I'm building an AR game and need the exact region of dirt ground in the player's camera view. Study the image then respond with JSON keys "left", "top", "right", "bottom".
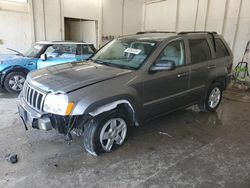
{"left": 0, "top": 89, "right": 250, "bottom": 188}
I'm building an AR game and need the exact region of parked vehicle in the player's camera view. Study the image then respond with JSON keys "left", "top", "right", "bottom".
{"left": 18, "top": 31, "right": 233, "bottom": 156}
{"left": 0, "top": 41, "right": 96, "bottom": 93}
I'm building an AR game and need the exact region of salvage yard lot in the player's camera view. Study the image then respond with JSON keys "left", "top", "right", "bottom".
{"left": 0, "top": 90, "right": 250, "bottom": 188}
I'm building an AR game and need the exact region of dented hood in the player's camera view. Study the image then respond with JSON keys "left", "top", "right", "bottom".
{"left": 27, "top": 61, "right": 133, "bottom": 93}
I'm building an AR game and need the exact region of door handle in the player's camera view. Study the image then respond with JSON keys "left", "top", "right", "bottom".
{"left": 177, "top": 72, "right": 189, "bottom": 78}
{"left": 207, "top": 65, "right": 216, "bottom": 69}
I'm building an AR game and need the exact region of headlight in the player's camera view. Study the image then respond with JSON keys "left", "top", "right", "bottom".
{"left": 43, "top": 93, "right": 74, "bottom": 116}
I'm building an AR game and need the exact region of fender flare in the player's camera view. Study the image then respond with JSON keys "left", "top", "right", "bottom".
{"left": 89, "top": 99, "right": 135, "bottom": 116}
{"left": 86, "top": 99, "right": 141, "bottom": 126}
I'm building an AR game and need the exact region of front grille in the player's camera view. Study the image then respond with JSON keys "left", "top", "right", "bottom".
{"left": 23, "top": 82, "right": 46, "bottom": 112}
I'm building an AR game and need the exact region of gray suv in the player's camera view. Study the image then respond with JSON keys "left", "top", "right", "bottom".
{"left": 18, "top": 31, "right": 233, "bottom": 156}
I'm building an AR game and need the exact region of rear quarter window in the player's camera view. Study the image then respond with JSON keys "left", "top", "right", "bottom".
{"left": 189, "top": 39, "right": 212, "bottom": 64}
{"left": 214, "top": 39, "right": 230, "bottom": 58}
{"left": 76, "top": 45, "right": 95, "bottom": 55}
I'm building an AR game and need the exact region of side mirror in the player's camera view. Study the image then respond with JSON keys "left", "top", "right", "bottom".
{"left": 40, "top": 54, "right": 47, "bottom": 61}
{"left": 150, "top": 59, "right": 176, "bottom": 72}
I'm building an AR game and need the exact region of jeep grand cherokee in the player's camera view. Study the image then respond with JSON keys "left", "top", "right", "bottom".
{"left": 18, "top": 31, "right": 233, "bottom": 156}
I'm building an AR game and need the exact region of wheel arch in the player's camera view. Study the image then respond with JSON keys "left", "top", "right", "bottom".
{"left": 200, "top": 75, "right": 227, "bottom": 111}
{"left": 83, "top": 96, "right": 142, "bottom": 126}
{"left": 210, "top": 76, "right": 227, "bottom": 90}
{"left": 1, "top": 66, "right": 29, "bottom": 85}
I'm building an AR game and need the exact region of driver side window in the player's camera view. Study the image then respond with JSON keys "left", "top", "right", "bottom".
{"left": 159, "top": 40, "right": 185, "bottom": 67}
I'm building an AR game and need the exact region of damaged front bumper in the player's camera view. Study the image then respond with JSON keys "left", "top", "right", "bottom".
{"left": 18, "top": 95, "right": 89, "bottom": 135}
{"left": 18, "top": 95, "right": 53, "bottom": 131}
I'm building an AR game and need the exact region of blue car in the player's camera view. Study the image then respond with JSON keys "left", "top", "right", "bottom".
{"left": 0, "top": 41, "right": 96, "bottom": 93}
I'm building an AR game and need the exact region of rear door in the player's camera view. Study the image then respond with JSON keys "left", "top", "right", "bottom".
{"left": 187, "top": 37, "right": 215, "bottom": 103}
{"left": 210, "top": 37, "right": 232, "bottom": 75}
{"left": 143, "top": 39, "right": 191, "bottom": 118}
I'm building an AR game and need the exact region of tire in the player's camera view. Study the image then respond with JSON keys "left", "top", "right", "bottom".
{"left": 4, "top": 72, "right": 26, "bottom": 93}
{"left": 83, "top": 109, "right": 130, "bottom": 156}
{"left": 199, "top": 82, "right": 223, "bottom": 112}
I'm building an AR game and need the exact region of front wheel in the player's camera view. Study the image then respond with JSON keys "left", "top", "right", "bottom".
{"left": 4, "top": 72, "right": 26, "bottom": 93}
{"left": 199, "top": 82, "right": 223, "bottom": 112}
{"left": 83, "top": 109, "right": 129, "bottom": 156}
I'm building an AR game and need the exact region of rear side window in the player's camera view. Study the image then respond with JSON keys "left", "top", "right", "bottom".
{"left": 76, "top": 45, "right": 95, "bottom": 55}
{"left": 189, "top": 39, "right": 211, "bottom": 63}
{"left": 214, "top": 39, "right": 230, "bottom": 58}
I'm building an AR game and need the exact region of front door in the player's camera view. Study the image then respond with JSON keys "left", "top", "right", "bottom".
{"left": 143, "top": 40, "right": 190, "bottom": 118}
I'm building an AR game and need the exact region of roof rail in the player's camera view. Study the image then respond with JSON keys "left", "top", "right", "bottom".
{"left": 178, "top": 31, "right": 217, "bottom": 35}
{"left": 51, "top": 40, "right": 65, "bottom": 42}
{"left": 51, "top": 40, "right": 87, "bottom": 43}
{"left": 178, "top": 31, "right": 217, "bottom": 52}
{"left": 136, "top": 31, "right": 176, "bottom": 34}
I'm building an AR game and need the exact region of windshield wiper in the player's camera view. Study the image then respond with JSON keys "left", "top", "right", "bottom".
{"left": 6, "top": 48, "right": 24, "bottom": 57}
{"left": 111, "top": 64, "right": 136, "bottom": 70}
{"left": 91, "top": 59, "right": 136, "bottom": 70}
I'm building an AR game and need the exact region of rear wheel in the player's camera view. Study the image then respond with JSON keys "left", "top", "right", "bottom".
{"left": 199, "top": 82, "right": 223, "bottom": 112}
{"left": 4, "top": 72, "right": 26, "bottom": 93}
{"left": 83, "top": 109, "right": 129, "bottom": 156}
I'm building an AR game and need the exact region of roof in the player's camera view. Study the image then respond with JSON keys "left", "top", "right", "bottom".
{"left": 118, "top": 31, "right": 219, "bottom": 41}
{"left": 118, "top": 33, "right": 177, "bottom": 41}
{"left": 36, "top": 41, "right": 92, "bottom": 45}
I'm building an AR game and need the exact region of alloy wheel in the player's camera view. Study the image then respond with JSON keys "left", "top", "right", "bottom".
{"left": 99, "top": 118, "right": 127, "bottom": 152}
{"left": 208, "top": 87, "right": 221, "bottom": 109}
{"left": 8, "top": 75, "right": 25, "bottom": 92}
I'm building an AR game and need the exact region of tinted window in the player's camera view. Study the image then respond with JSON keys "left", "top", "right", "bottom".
{"left": 214, "top": 39, "right": 230, "bottom": 58}
{"left": 76, "top": 45, "right": 95, "bottom": 55}
{"left": 45, "top": 44, "right": 77, "bottom": 58}
{"left": 158, "top": 40, "right": 185, "bottom": 67}
{"left": 82, "top": 45, "right": 95, "bottom": 54}
{"left": 189, "top": 39, "right": 211, "bottom": 63}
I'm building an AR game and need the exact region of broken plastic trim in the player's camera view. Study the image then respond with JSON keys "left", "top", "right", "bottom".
{"left": 89, "top": 100, "right": 139, "bottom": 125}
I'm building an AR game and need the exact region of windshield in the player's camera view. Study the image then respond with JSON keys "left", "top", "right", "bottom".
{"left": 91, "top": 38, "right": 157, "bottom": 69}
{"left": 23, "top": 44, "right": 44, "bottom": 57}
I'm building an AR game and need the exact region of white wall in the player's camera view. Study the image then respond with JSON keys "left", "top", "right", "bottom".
{"left": 143, "top": 0, "right": 250, "bottom": 66}
{"left": 144, "top": 0, "right": 177, "bottom": 31}
{"left": 123, "top": 0, "right": 143, "bottom": 35}
{"left": 178, "top": 0, "right": 197, "bottom": 31}
{"left": 1, "top": 0, "right": 249, "bottom": 67}
{"left": 82, "top": 21, "right": 97, "bottom": 47}
{"left": 102, "top": 0, "right": 123, "bottom": 36}
{"left": 43, "top": 0, "right": 61, "bottom": 41}
{"left": 0, "top": 0, "right": 143, "bottom": 52}
{"left": 102, "top": 0, "right": 144, "bottom": 37}
{"left": 0, "top": 0, "right": 32, "bottom": 53}
{"left": 61, "top": 0, "right": 102, "bottom": 45}
{"left": 32, "top": 0, "right": 46, "bottom": 41}
{"left": 32, "top": 0, "right": 102, "bottom": 45}
{"left": 68, "top": 20, "right": 97, "bottom": 47}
